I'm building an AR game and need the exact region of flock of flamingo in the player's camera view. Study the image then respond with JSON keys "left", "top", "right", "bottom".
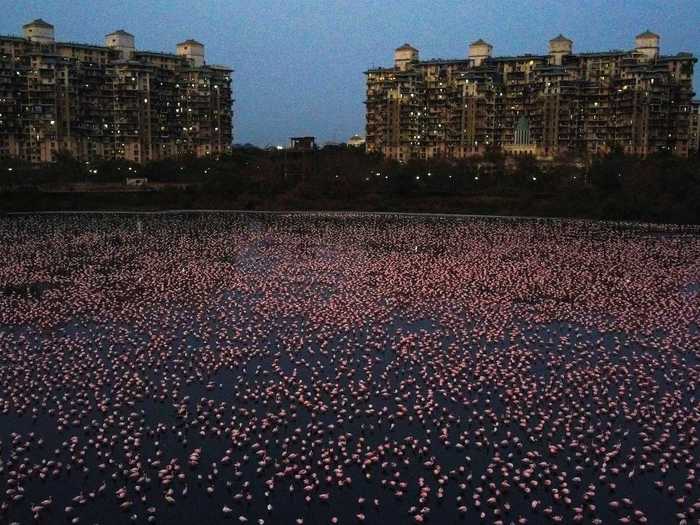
{"left": 0, "top": 212, "right": 698, "bottom": 525}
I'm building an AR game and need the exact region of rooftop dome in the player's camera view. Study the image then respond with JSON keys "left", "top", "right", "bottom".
{"left": 107, "top": 29, "right": 134, "bottom": 37}
{"left": 178, "top": 39, "right": 204, "bottom": 47}
{"left": 23, "top": 19, "right": 53, "bottom": 29}
{"left": 516, "top": 114, "right": 529, "bottom": 130}
{"left": 550, "top": 34, "right": 572, "bottom": 43}
{"left": 636, "top": 30, "right": 659, "bottom": 39}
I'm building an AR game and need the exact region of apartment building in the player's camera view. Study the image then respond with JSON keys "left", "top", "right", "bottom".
{"left": 366, "top": 31, "right": 696, "bottom": 161}
{"left": 0, "top": 19, "right": 233, "bottom": 163}
{"left": 690, "top": 100, "right": 700, "bottom": 156}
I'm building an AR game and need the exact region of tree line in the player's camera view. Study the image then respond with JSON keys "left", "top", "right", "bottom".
{"left": 1, "top": 146, "right": 699, "bottom": 224}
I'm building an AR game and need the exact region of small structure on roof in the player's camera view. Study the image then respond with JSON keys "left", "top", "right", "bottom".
{"left": 549, "top": 34, "right": 573, "bottom": 65}
{"left": 22, "top": 19, "right": 54, "bottom": 44}
{"left": 469, "top": 39, "right": 493, "bottom": 66}
{"left": 105, "top": 29, "right": 135, "bottom": 59}
{"left": 394, "top": 43, "right": 419, "bottom": 71}
{"left": 177, "top": 39, "right": 205, "bottom": 67}
{"left": 635, "top": 30, "right": 660, "bottom": 60}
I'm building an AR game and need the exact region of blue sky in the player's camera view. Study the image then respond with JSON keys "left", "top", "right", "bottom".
{"left": 2, "top": 1, "right": 698, "bottom": 146}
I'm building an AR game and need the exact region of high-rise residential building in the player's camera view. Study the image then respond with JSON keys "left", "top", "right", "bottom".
{"left": 690, "top": 100, "right": 700, "bottom": 156}
{"left": 365, "top": 31, "right": 696, "bottom": 161}
{"left": 0, "top": 19, "right": 233, "bottom": 164}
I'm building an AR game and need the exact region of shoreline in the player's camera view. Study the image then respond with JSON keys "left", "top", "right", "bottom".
{"left": 4, "top": 208, "right": 700, "bottom": 230}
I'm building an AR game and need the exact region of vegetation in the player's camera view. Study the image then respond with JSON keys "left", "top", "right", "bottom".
{"left": 1, "top": 146, "right": 699, "bottom": 224}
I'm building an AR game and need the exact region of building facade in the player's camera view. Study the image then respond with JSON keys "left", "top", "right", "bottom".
{"left": 690, "top": 100, "right": 700, "bottom": 156}
{"left": 366, "top": 32, "right": 696, "bottom": 161}
{"left": 0, "top": 19, "right": 233, "bottom": 164}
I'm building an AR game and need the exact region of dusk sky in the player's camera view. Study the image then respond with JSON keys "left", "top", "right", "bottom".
{"left": 2, "top": 1, "right": 698, "bottom": 146}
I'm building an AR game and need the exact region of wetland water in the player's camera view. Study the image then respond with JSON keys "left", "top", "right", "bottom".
{"left": 0, "top": 213, "right": 699, "bottom": 525}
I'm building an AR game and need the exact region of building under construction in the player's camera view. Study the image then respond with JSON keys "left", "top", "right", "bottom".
{"left": 365, "top": 31, "right": 696, "bottom": 161}
{"left": 0, "top": 19, "right": 233, "bottom": 164}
